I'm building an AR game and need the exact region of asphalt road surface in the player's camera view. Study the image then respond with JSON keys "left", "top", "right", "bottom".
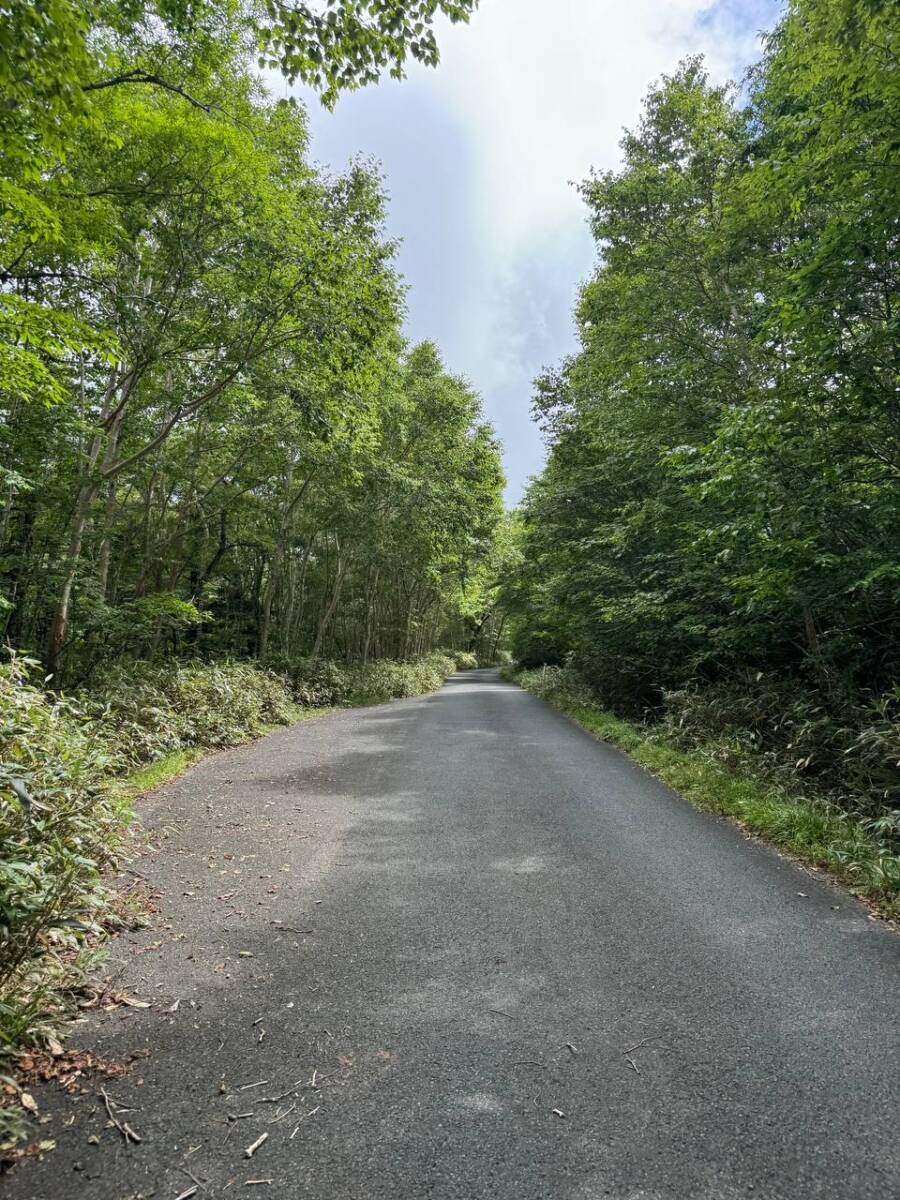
{"left": 10, "top": 669, "right": 900, "bottom": 1199}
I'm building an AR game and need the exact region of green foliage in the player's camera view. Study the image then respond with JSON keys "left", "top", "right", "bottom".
{"left": 1, "top": 13, "right": 504, "bottom": 679}
{"left": 274, "top": 650, "right": 457, "bottom": 705}
{"left": 506, "top": 1, "right": 899, "bottom": 822}
{"left": 0, "top": 655, "right": 121, "bottom": 1058}
{"left": 78, "top": 660, "right": 299, "bottom": 767}
{"left": 271, "top": 657, "right": 355, "bottom": 707}
{"left": 661, "top": 677, "right": 900, "bottom": 815}
{"left": 259, "top": 1, "right": 479, "bottom": 108}
{"left": 449, "top": 649, "right": 479, "bottom": 670}
{"left": 348, "top": 650, "right": 456, "bottom": 702}
{"left": 0, "top": 0, "right": 478, "bottom": 422}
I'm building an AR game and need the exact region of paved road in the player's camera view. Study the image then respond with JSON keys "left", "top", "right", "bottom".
{"left": 11, "top": 670, "right": 900, "bottom": 1199}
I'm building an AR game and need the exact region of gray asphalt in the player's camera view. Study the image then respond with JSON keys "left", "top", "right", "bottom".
{"left": 9, "top": 669, "right": 900, "bottom": 1199}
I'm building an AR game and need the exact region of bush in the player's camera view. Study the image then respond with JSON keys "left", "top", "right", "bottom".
{"left": 347, "top": 651, "right": 456, "bottom": 704}
{"left": 267, "top": 653, "right": 457, "bottom": 706}
{"left": 515, "top": 663, "right": 595, "bottom": 707}
{"left": 78, "top": 660, "right": 297, "bottom": 768}
{"left": 0, "top": 656, "right": 122, "bottom": 1059}
{"left": 661, "top": 673, "right": 900, "bottom": 818}
{"left": 266, "top": 656, "right": 352, "bottom": 707}
{"left": 448, "top": 649, "right": 478, "bottom": 671}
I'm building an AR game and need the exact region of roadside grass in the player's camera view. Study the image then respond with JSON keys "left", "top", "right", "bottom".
{"left": 108, "top": 704, "right": 342, "bottom": 805}
{"left": 512, "top": 677, "right": 899, "bottom": 920}
{"left": 108, "top": 748, "right": 204, "bottom": 802}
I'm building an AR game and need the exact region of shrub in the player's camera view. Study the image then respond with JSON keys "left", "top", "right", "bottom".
{"left": 78, "top": 660, "right": 297, "bottom": 767}
{"left": 661, "top": 674, "right": 900, "bottom": 819}
{"left": 347, "top": 651, "right": 456, "bottom": 704}
{"left": 0, "top": 657, "right": 123, "bottom": 1058}
{"left": 515, "top": 663, "right": 595, "bottom": 707}
{"left": 438, "top": 648, "right": 478, "bottom": 670}
{"left": 266, "top": 656, "right": 352, "bottom": 707}
{"left": 265, "top": 653, "right": 457, "bottom": 706}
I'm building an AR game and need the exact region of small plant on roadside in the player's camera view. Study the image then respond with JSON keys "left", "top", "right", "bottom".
{"left": 0, "top": 655, "right": 123, "bottom": 1065}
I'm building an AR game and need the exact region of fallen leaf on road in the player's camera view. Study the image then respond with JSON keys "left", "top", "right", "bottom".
{"left": 0, "top": 1138, "right": 56, "bottom": 1167}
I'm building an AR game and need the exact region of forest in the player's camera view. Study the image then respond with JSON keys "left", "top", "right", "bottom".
{"left": 2, "top": 1, "right": 501, "bottom": 680}
{"left": 504, "top": 0, "right": 899, "bottom": 867}
{"left": 0, "top": 0, "right": 501, "bottom": 1096}
{"left": 1, "top": 0, "right": 899, "bottom": 1144}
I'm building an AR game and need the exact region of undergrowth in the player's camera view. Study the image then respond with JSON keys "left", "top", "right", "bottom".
{"left": 510, "top": 664, "right": 900, "bottom": 919}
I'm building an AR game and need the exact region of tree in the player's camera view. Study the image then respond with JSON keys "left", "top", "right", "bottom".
{"left": 1, "top": 0, "right": 479, "bottom": 473}
{"left": 510, "top": 1, "right": 899, "bottom": 723}
{"left": 0, "top": 35, "right": 506, "bottom": 678}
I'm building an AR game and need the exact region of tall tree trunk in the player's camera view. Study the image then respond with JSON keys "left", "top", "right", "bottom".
{"left": 47, "top": 356, "right": 145, "bottom": 677}
{"left": 289, "top": 537, "right": 314, "bottom": 657}
{"left": 46, "top": 477, "right": 101, "bottom": 680}
{"left": 95, "top": 421, "right": 124, "bottom": 603}
{"left": 258, "top": 472, "right": 314, "bottom": 659}
{"left": 362, "top": 565, "right": 380, "bottom": 665}
{"left": 311, "top": 538, "right": 346, "bottom": 660}
{"left": 258, "top": 559, "right": 276, "bottom": 661}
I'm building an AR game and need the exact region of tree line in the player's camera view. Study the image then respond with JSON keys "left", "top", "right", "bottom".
{"left": 1, "top": 1, "right": 506, "bottom": 681}
{"left": 505, "top": 0, "right": 898, "bottom": 804}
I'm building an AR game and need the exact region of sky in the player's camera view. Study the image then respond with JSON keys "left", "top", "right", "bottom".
{"left": 282, "top": 0, "right": 784, "bottom": 504}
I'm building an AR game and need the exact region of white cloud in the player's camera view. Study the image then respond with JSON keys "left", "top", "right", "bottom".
{"left": 296, "top": 1, "right": 781, "bottom": 500}
{"left": 430, "top": 0, "right": 768, "bottom": 248}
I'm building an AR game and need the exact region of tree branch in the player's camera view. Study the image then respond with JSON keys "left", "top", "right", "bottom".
{"left": 82, "top": 71, "right": 211, "bottom": 113}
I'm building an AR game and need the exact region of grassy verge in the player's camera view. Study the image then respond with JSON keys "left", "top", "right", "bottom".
{"left": 511, "top": 674, "right": 899, "bottom": 920}
{"left": 108, "top": 748, "right": 204, "bottom": 802}
{"left": 110, "top": 705, "right": 340, "bottom": 798}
